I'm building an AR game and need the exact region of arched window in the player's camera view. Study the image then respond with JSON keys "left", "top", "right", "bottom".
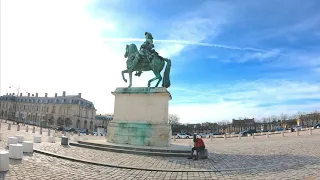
{"left": 76, "top": 119, "right": 80, "bottom": 128}
{"left": 84, "top": 120, "right": 87, "bottom": 129}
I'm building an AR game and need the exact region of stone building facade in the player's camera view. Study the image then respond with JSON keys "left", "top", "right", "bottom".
{"left": 0, "top": 91, "right": 103, "bottom": 130}
{"left": 224, "top": 118, "right": 256, "bottom": 133}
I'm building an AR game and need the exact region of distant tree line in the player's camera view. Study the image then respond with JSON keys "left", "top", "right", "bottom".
{"left": 169, "top": 110, "right": 320, "bottom": 134}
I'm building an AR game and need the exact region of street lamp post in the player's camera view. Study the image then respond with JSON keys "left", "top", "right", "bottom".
{"left": 9, "top": 85, "right": 29, "bottom": 124}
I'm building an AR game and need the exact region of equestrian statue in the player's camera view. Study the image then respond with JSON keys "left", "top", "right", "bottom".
{"left": 122, "top": 32, "right": 171, "bottom": 88}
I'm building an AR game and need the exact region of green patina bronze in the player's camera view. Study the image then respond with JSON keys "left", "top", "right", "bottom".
{"left": 112, "top": 87, "right": 172, "bottom": 98}
{"left": 122, "top": 32, "right": 171, "bottom": 88}
{"left": 117, "top": 122, "right": 152, "bottom": 146}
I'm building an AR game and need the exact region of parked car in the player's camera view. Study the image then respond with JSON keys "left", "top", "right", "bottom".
{"left": 239, "top": 130, "right": 256, "bottom": 137}
{"left": 79, "top": 129, "right": 89, "bottom": 135}
{"left": 207, "top": 133, "right": 214, "bottom": 138}
{"left": 56, "top": 127, "right": 65, "bottom": 131}
{"left": 198, "top": 133, "right": 207, "bottom": 138}
{"left": 66, "top": 128, "right": 76, "bottom": 132}
{"left": 293, "top": 125, "right": 302, "bottom": 131}
{"left": 213, "top": 132, "right": 222, "bottom": 135}
{"left": 313, "top": 123, "right": 320, "bottom": 129}
{"left": 172, "top": 132, "right": 177, "bottom": 136}
{"left": 176, "top": 133, "right": 191, "bottom": 139}
{"left": 276, "top": 127, "right": 285, "bottom": 131}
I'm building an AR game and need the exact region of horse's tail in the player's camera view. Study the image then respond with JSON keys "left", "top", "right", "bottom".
{"left": 162, "top": 58, "right": 171, "bottom": 88}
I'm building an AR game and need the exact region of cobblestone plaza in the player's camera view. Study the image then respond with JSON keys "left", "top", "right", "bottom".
{"left": 0, "top": 121, "right": 319, "bottom": 180}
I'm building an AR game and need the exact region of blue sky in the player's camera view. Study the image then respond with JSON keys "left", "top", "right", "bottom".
{"left": 1, "top": 0, "right": 320, "bottom": 123}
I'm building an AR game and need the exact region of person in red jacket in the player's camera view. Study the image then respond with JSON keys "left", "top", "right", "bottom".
{"left": 188, "top": 134, "right": 205, "bottom": 160}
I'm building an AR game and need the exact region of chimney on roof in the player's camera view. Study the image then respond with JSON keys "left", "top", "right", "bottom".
{"left": 36, "top": 93, "right": 38, "bottom": 97}
{"left": 78, "top": 93, "right": 81, "bottom": 98}
{"left": 32, "top": 94, "right": 34, "bottom": 97}
{"left": 13, "top": 93, "right": 15, "bottom": 96}
{"left": 45, "top": 93, "right": 48, "bottom": 97}
{"left": 9, "top": 93, "right": 11, "bottom": 95}
{"left": 28, "top": 93, "right": 30, "bottom": 97}
{"left": 55, "top": 93, "right": 57, "bottom": 97}
{"left": 20, "top": 93, "right": 22, "bottom": 97}
{"left": 62, "top": 91, "right": 66, "bottom": 97}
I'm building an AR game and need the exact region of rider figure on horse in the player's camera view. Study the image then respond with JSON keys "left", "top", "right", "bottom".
{"left": 130, "top": 32, "right": 157, "bottom": 76}
{"left": 140, "top": 32, "right": 156, "bottom": 60}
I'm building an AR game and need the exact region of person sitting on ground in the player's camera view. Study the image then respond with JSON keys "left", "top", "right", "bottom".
{"left": 188, "top": 134, "right": 205, "bottom": 160}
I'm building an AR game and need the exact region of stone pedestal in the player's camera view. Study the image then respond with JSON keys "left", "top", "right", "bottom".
{"left": 9, "top": 144, "right": 23, "bottom": 159}
{"left": 22, "top": 141, "right": 33, "bottom": 153}
{"left": 7, "top": 137, "right": 18, "bottom": 146}
{"left": 61, "top": 136, "right": 69, "bottom": 145}
{"left": 107, "top": 87, "right": 172, "bottom": 147}
{"left": 0, "top": 151, "right": 9, "bottom": 172}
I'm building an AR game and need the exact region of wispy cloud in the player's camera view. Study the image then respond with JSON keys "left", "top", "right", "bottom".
{"left": 103, "top": 38, "right": 268, "bottom": 52}
{"left": 236, "top": 49, "right": 282, "bottom": 63}
{"left": 170, "top": 79, "right": 320, "bottom": 123}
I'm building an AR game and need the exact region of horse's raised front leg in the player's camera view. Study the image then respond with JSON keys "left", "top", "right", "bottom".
{"left": 128, "top": 71, "right": 133, "bottom": 88}
{"left": 122, "top": 70, "right": 128, "bottom": 83}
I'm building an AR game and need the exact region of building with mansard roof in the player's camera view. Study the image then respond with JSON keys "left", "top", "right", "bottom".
{"left": 0, "top": 91, "right": 106, "bottom": 130}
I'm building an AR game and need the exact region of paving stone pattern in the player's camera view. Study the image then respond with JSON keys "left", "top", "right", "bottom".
{"left": 1, "top": 121, "right": 320, "bottom": 179}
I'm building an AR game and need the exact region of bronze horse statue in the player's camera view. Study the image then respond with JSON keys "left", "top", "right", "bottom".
{"left": 122, "top": 44, "right": 171, "bottom": 88}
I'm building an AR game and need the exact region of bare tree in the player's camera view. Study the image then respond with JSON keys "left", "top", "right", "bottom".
{"left": 312, "top": 110, "right": 320, "bottom": 125}
{"left": 217, "top": 120, "right": 229, "bottom": 133}
{"left": 168, "top": 114, "right": 180, "bottom": 125}
{"left": 279, "top": 113, "right": 288, "bottom": 121}
{"left": 296, "top": 111, "right": 306, "bottom": 126}
{"left": 278, "top": 113, "right": 287, "bottom": 127}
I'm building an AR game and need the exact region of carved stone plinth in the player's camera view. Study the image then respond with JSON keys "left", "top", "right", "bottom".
{"left": 9, "top": 144, "right": 23, "bottom": 160}
{"left": 22, "top": 141, "right": 33, "bottom": 153}
{"left": 61, "top": 136, "right": 68, "bottom": 145}
{"left": 0, "top": 151, "right": 9, "bottom": 171}
{"left": 7, "top": 137, "right": 18, "bottom": 146}
{"left": 107, "top": 87, "right": 172, "bottom": 147}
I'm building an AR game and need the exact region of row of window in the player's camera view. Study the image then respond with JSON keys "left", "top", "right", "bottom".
{"left": 0, "top": 103, "right": 95, "bottom": 118}
{"left": 0, "top": 97, "right": 94, "bottom": 108}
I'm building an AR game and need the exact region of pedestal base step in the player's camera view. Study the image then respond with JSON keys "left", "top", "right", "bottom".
{"left": 70, "top": 142, "right": 190, "bottom": 157}
{"left": 78, "top": 141, "right": 190, "bottom": 153}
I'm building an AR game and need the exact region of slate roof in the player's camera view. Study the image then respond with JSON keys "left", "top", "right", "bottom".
{"left": 0, "top": 94, "right": 95, "bottom": 109}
